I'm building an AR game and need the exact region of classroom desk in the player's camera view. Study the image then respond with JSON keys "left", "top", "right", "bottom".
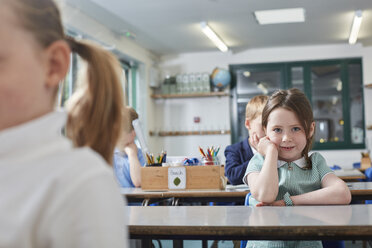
{"left": 121, "top": 185, "right": 248, "bottom": 205}
{"left": 128, "top": 204, "right": 372, "bottom": 243}
{"left": 334, "top": 169, "right": 366, "bottom": 181}
{"left": 347, "top": 182, "right": 372, "bottom": 201}
{"left": 122, "top": 182, "right": 372, "bottom": 205}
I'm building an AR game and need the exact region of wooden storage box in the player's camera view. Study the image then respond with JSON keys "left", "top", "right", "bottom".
{"left": 141, "top": 165, "right": 225, "bottom": 190}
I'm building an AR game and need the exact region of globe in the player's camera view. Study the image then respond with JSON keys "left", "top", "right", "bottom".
{"left": 211, "top": 68, "right": 231, "bottom": 90}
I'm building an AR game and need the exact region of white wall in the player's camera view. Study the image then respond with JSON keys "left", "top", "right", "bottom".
{"left": 159, "top": 44, "right": 372, "bottom": 168}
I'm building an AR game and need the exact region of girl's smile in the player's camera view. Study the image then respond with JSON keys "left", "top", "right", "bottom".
{"left": 266, "top": 107, "right": 314, "bottom": 162}
{"left": 280, "top": 146, "right": 295, "bottom": 151}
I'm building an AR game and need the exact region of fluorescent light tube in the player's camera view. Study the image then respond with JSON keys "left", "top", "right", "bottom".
{"left": 200, "top": 22, "right": 228, "bottom": 52}
{"left": 254, "top": 8, "right": 305, "bottom": 25}
{"left": 349, "top": 10, "right": 363, "bottom": 45}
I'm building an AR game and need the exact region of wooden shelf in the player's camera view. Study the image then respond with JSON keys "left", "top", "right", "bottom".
{"left": 367, "top": 125, "right": 372, "bottom": 130}
{"left": 151, "top": 92, "right": 229, "bottom": 99}
{"left": 149, "top": 130, "right": 231, "bottom": 136}
{"left": 365, "top": 84, "right": 372, "bottom": 89}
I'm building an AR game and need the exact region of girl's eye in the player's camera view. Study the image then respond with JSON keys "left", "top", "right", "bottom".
{"left": 273, "top": 128, "right": 282, "bottom": 133}
{"left": 292, "top": 127, "right": 301, "bottom": 132}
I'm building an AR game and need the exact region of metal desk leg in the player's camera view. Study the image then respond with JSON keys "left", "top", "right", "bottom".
{"left": 172, "top": 198, "right": 180, "bottom": 206}
{"left": 202, "top": 240, "right": 208, "bottom": 248}
{"left": 142, "top": 199, "right": 150, "bottom": 206}
{"left": 141, "top": 239, "right": 152, "bottom": 248}
{"left": 173, "top": 240, "right": 183, "bottom": 248}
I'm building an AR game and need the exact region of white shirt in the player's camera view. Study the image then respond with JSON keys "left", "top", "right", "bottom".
{"left": 0, "top": 111, "right": 128, "bottom": 248}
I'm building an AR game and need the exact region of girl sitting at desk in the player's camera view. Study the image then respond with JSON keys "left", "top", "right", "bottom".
{"left": 114, "top": 107, "right": 146, "bottom": 187}
{"left": 244, "top": 88, "right": 351, "bottom": 248}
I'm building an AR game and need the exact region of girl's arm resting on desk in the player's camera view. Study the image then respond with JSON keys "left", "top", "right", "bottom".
{"left": 248, "top": 146, "right": 279, "bottom": 203}
{"left": 290, "top": 173, "right": 351, "bottom": 205}
{"left": 124, "top": 143, "right": 142, "bottom": 187}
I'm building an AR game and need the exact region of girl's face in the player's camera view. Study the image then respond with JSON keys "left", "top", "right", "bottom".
{"left": 0, "top": 5, "right": 50, "bottom": 130}
{"left": 0, "top": 4, "right": 70, "bottom": 131}
{"left": 265, "top": 107, "right": 313, "bottom": 162}
{"left": 121, "top": 130, "right": 136, "bottom": 147}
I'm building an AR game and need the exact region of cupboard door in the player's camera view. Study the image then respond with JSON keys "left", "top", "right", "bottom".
{"left": 311, "top": 64, "right": 345, "bottom": 144}
{"left": 232, "top": 66, "right": 283, "bottom": 143}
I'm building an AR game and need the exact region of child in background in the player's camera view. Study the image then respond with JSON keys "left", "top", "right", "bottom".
{"left": 114, "top": 107, "right": 146, "bottom": 187}
{"left": 224, "top": 95, "right": 268, "bottom": 185}
{"left": 0, "top": 0, "right": 127, "bottom": 247}
{"left": 244, "top": 88, "right": 351, "bottom": 248}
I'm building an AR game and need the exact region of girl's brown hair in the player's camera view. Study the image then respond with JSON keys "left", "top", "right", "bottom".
{"left": 124, "top": 107, "right": 139, "bottom": 133}
{"left": 262, "top": 88, "right": 315, "bottom": 168}
{"left": 8, "top": 0, "right": 125, "bottom": 164}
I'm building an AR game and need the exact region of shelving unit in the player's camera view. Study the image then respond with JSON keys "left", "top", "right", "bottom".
{"left": 150, "top": 89, "right": 230, "bottom": 159}
{"left": 149, "top": 130, "right": 231, "bottom": 136}
{"left": 151, "top": 92, "right": 229, "bottom": 99}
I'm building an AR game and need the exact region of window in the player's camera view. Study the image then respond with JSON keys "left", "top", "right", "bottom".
{"left": 56, "top": 30, "right": 135, "bottom": 109}
{"left": 229, "top": 58, "right": 364, "bottom": 150}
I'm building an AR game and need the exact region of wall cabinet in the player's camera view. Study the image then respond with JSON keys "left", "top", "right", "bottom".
{"left": 230, "top": 58, "right": 365, "bottom": 150}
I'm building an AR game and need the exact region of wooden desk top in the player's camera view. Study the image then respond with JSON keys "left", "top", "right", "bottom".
{"left": 128, "top": 204, "right": 372, "bottom": 240}
{"left": 122, "top": 182, "right": 372, "bottom": 202}
{"left": 347, "top": 182, "right": 372, "bottom": 197}
{"left": 334, "top": 169, "right": 366, "bottom": 181}
{"left": 120, "top": 185, "right": 249, "bottom": 199}
{"left": 121, "top": 186, "right": 248, "bottom": 204}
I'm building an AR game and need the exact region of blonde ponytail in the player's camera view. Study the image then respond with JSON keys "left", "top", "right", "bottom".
{"left": 65, "top": 37, "right": 124, "bottom": 164}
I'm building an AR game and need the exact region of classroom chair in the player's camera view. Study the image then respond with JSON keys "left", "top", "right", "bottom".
{"left": 364, "top": 167, "right": 372, "bottom": 204}
{"left": 321, "top": 240, "right": 345, "bottom": 248}
{"left": 365, "top": 167, "right": 372, "bottom": 182}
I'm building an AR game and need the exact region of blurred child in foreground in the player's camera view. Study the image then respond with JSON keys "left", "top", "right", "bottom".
{"left": 0, "top": 0, "right": 128, "bottom": 247}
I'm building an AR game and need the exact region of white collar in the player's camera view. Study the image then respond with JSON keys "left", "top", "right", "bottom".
{"left": 0, "top": 110, "right": 67, "bottom": 157}
{"left": 277, "top": 157, "right": 307, "bottom": 168}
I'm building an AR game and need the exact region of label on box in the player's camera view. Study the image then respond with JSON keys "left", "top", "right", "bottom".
{"left": 168, "top": 167, "right": 186, "bottom": 189}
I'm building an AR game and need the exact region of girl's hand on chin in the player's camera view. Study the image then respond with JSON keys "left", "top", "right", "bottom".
{"left": 257, "top": 136, "right": 277, "bottom": 156}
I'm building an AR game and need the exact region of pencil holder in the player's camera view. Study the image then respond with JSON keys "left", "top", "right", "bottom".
{"left": 202, "top": 156, "right": 220, "bottom": 166}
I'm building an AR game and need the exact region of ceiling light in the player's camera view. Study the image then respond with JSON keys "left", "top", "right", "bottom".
{"left": 254, "top": 8, "right": 305, "bottom": 25}
{"left": 349, "top": 10, "right": 363, "bottom": 45}
{"left": 200, "top": 22, "right": 228, "bottom": 52}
